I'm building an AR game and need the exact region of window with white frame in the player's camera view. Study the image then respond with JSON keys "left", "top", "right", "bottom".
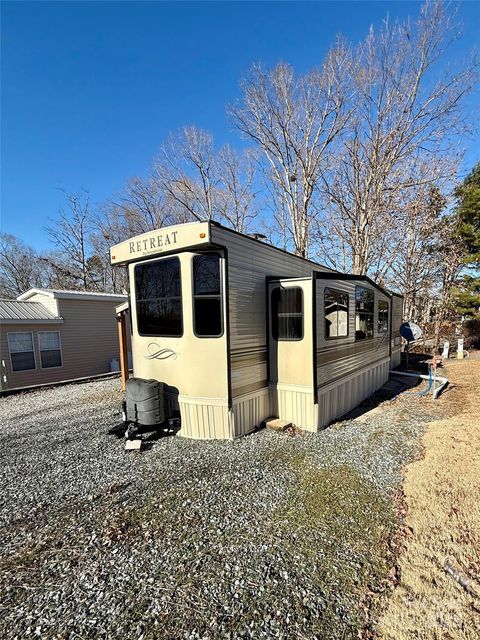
{"left": 38, "top": 331, "right": 62, "bottom": 368}
{"left": 8, "top": 332, "right": 36, "bottom": 372}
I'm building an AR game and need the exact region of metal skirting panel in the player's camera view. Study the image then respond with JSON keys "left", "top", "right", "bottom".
{"left": 316, "top": 358, "right": 390, "bottom": 429}
{"left": 232, "top": 387, "right": 271, "bottom": 437}
{"left": 178, "top": 396, "right": 233, "bottom": 440}
{"left": 390, "top": 349, "right": 401, "bottom": 369}
{"left": 276, "top": 384, "right": 316, "bottom": 431}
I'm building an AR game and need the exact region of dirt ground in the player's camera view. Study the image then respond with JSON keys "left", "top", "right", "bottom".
{"left": 379, "top": 357, "right": 480, "bottom": 639}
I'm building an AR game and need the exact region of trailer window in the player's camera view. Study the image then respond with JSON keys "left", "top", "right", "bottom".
{"left": 193, "top": 253, "right": 222, "bottom": 337}
{"left": 38, "top": 331, "right": 62, "bottom": 368}
{"left": 324, "top": 288, "right": 349, "bottom": 338}
{"left": 8, "top": 332, "right": 35, "bottom": 372}
{"left": 135, "top": 257, "right": 182, "bottom": 337}
{"left": 272, "top": 287, "right": 303, "bottom": 341}
{"left": 378, "top": 300, "right": 389, "bottom": 333}
{"left": 355, "top": 286, "right": 374, "bottom": 340}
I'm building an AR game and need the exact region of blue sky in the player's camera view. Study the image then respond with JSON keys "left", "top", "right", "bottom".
{"left": 2, "top": 1, "right": 479, "bottom": 251}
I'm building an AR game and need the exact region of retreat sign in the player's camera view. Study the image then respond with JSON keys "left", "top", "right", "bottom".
{"left": 110, "top": 221, "right": 211, "bottom": 265}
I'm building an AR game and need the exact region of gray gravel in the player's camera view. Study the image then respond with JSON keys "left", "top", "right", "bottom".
{"left": 0, "top": 378, "right": 437, "bottom": 639}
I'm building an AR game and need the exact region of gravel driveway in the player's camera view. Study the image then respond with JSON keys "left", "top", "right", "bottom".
{"left": 0, "top": 378, "right": 436, "bottom": 640}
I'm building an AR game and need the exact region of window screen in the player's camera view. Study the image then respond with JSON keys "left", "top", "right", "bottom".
{"left": 272, "top": 287, "right": 303, "bottom": 341}
{"left": 355, "top": 286, "right": 374, "bottom": 340}
{"left": 38, "top": 331, "right": 62, "bottom": 368}
{"left": 378, "top": 300, "right": 389, "bottom": 333}
{"left": 8, "top": 332, "right": 35, "bottom": 372}
{"left": 135, "top": 257, "right": 182, "bottom": 336}
{"left": 193, "top": 253, "right": 222, "bottom": 337}
{"left": 324, "top": 288, "right": 349, "bottom": 338}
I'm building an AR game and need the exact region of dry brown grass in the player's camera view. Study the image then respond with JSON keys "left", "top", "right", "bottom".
{"left": 379, "top": 358, "right": 480, "bottom": 639}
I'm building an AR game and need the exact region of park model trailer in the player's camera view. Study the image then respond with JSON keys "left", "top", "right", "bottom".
{"left": 110, "top": 221, "right": 403, "bottom": 440}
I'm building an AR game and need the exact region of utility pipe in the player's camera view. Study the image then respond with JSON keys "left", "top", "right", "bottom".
{"left": 389, "top": 370, "right": 449, "bottom": 400}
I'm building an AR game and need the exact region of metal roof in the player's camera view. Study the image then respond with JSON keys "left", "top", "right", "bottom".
{"left": 0, "top": 299, "right": 63, "bottom": 324}
{"left": 17, "top": 288, "right": 127, "bottom": 303}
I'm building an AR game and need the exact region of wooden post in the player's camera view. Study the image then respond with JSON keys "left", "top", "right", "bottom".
{"left": 117, "top": 312, "right": 128, "bottom": 391}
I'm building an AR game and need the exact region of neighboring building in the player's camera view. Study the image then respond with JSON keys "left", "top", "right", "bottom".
{"left": 0, "top": 289, "right": 127, "bottom": 392}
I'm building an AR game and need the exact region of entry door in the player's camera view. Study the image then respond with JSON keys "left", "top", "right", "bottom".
{"left": 268, "top": 279, "right": 312, "bottom": 388}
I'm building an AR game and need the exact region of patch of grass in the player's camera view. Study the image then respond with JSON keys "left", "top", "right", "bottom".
{"left": 271, "top": 453, "right": 397, "bottom": 637}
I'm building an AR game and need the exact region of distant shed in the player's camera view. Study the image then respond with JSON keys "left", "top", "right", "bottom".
{"left": 0, "top": 288, "right": 126, "bottom": 392}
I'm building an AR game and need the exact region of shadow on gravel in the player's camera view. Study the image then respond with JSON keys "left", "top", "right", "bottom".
{"left": 337, "top": 375, "right": 422, "bottom": 423}
{"left": 108, "top": 422, "right": 178, "bottom": 450}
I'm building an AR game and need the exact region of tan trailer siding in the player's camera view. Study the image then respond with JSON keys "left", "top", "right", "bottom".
{"left": 212, "top": 226, "right": 332, "bottom": 405}
{"left": 211, "top": 227, "right": 333, "bottom": 436}
{"left": 127, "top": 252, "right": 230, "bottom": 439}
{"left": 0, "top": 299, "right": 120, "bottom": 391}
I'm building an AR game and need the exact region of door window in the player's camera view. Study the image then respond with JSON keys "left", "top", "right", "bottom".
{"left": 272, "top": 287, "right": 304, "bottom": 341}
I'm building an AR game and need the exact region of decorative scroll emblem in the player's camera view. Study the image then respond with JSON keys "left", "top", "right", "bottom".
{"left": 145, "top": 343, "right": 178, "bottom": 360}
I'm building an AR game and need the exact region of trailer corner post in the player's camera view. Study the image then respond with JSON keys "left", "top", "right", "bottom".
{"left": 117, "top": 311, "right": 129, "bottom": 391}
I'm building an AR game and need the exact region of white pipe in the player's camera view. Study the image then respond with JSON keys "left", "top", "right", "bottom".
{"left": 389, "top": 370, "right": 449, "bottom": 400}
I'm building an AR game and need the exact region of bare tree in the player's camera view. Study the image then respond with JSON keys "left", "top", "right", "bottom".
{"left": 118, "top": 175, "right": 172, "bottom": 235}
{"left": 216, "top": 146, "right": 259, "bottom": 233}
{"left": 229, "top": 43, "right": 352, "bottom": 257}
{"left": 0, "top": 233, "right": 46, "bottom": 298}
{"left": 389, "top": 186, "right": 446, "bottom": 322}
{"left": 46, "top": 191, "right": 97, "bottom": 290}
{"left": 154, "top": 126, "right": 218, "bottom": 222}
{"left": 323, "top": 0, "right": 476, "bottom": 275}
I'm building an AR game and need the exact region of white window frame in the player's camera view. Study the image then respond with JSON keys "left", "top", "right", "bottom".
{"left": 7, "top": 331, "right": 37, "bottom": 372}
{"left": 38, "top": 331, "right": 63, "bottom": 369}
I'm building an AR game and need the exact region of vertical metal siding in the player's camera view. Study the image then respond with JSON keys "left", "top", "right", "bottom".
{"left": 316, "top": 359, "right": 390, "bottom": 429}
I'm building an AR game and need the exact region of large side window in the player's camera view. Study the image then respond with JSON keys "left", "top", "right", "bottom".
{"left": 272, "top": 287, "right": 303, "bottom": 341}
{"left": 378, "top": 300, "right": 389, "bottom": 334}
{"left": 8, "top": 332, "right": 35, "bottom": 372}
{"left": 355, "top": 286, "right": 374, "bottom": 340}
{"left": 324, "top": 288, "right": 349, "bottom": 339}
{"left": 192, "top": 253, "right": 222, "bottom": 337}
{"left": 135, "top": 257, "right": 182, "bottom": 337}
{"left": 38, "top": 331, "right": 62, "bottom": 368}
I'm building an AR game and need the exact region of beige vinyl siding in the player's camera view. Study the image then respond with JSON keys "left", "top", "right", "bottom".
{"left": 21, "top": 293, "right": 60, "bottom": 316}
{"left": 0, "top": 299, "right": 120, "bottom": 391}
{"left": 55, "top": 299, "right": 121, "bottom": 378}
